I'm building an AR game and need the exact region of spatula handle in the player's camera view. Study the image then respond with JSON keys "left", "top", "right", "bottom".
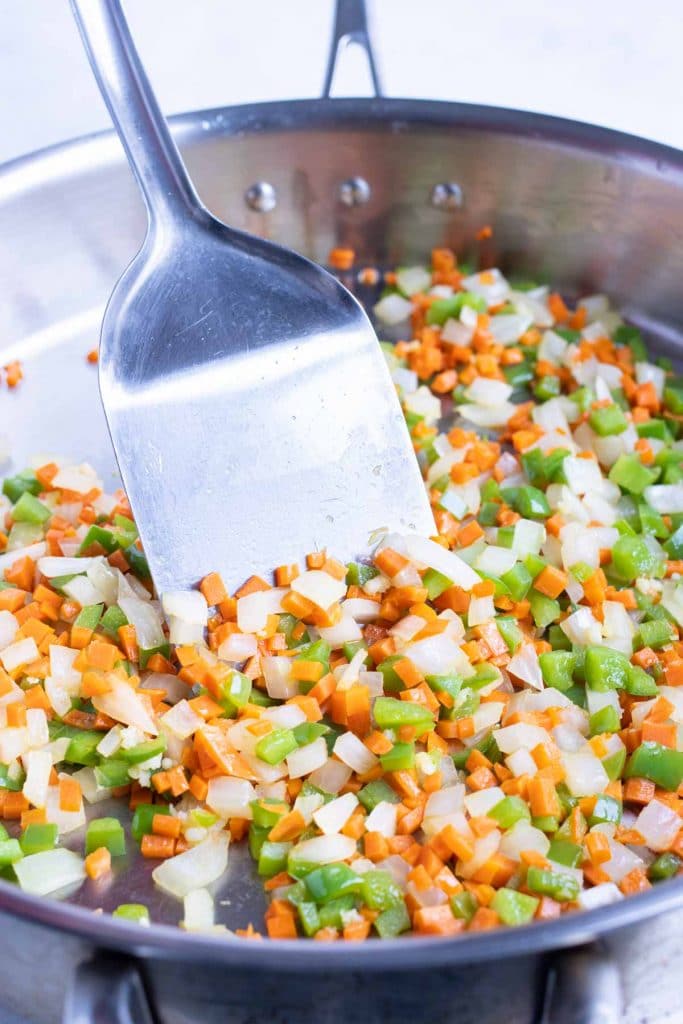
{"left": 70, "top": 0, "right": 202, "bottom": 228}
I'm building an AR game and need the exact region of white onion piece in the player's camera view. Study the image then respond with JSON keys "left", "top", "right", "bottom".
{"left": 374, "top": 293, "right": 413, "bottom": 324}
{"left": 0, "top": 542, "right": 46, "bottom": 575}
{"left": 364, "top": 801, "right": 398, "bottom": 837}
{"left": 92, "top": 677, "right": 158, "bottom": 736}
{"left": 318, "top": 612, "right": 363, "bottom": 647}
{"left": 45, "top": 782, "right": 86, "bottom": 834}
{"left": 308, "top": 757, "right": 352, "bottom": 794}
{"left": 313, "top": 792, "right": 358, "bottom": 835}
{"left": 500, "top": 820, "right": 550, "bottom": 861}
{"left": 396, "top": 265, "right": 431, "bottom": 297}
{"left": 161, "top": 699, "right": 204, "bottom": 740}
{"left": 0, "top": 637, "right": 38, "bottom": 672}
{"left": 333, "top": 732, "right": 378, "bottom": 774}
{"left": 286, "top": 737, "right": 328, "bottom": 779}
{"left": 634, "top": 799, "right": 680, "bottom": 852}
{"left": 0, "top": 611, "right": 18, "bottom": 649}
{"left": 507, "top": 645, "right": 543, "bottom": 691}
{"left": 601, "top": 838, "right": 644, "bottom": 884}
{"left": 206, "top": 777, "right": 256, "bottom": 820}
{"left": 22, "top": 749, "right": 53, "bottom": 808}
{"left": 182, "top": 888, "right": 216, "bottom": 932}
{"left": 342, "top": 598, "right": 381, "bottom": 624}
{"left": 578, "top": 883, "right": 623, "bottom": 911}
{"left": 290, "top": 834, "right": 356, "bottom": 866}
{"left": 390, "top": 534, "right": 480, "bottom": 590}
{"left": 162, "top": 590, "right": 208, "bottom": 625}
{"left": 118, "top": 596, "right": 165, "bottom": 649}
{"left": 458, "top": 402, "right": 517, "bottom": 428}
{"left": 153, "top": 833, "right": 229, "bottom": 898}
{"left": 62, "top": 574, "right": 103, "bottom": 608}
{"left": 291, "top": 571, "right": 345, "bottom": 610}
{"left": 644, "top": 485, "right": 683, "bottom": 514}
{"left": 261, "top": 656, "right": 298, "bottom": 699}
{"left": 495, "top": 723, "right": 550, "bottom": 754}
{"left": 464, "top": 378, "right": 513, "bottom": 407}
{"left": 218, "top": 632, "right": 258, "bottom": 662}
{"left": 236, "top": 588, "right": 288, "bottom": 634}
{"left": 14, "top": 848, "right": 85, "bottom": 896}
{"left": 561, "top": 749, "right": 609, "bottom": 797}
{"left": 464, "top": 787, "right": 505, "bottom": 818}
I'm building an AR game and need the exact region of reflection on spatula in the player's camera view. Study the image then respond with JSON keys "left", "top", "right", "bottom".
{"left": 70, "top": 0, "right": 433, "bottom": 594}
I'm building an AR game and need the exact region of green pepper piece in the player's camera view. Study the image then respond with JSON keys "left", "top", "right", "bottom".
{"left": 373, "top": 696, "right": 434, "bottom": 731}
{"left": 304, "top": 863, "right": 363, "bottom": 903}
{"left": 380, "top": 742, "right": 415, "bottom": 772}
{"left": 78, "top": 524, "right": 119, "bottom": 555}
{"left": 345, "top": 562, "right": 379, "bottom": 587}
{"left": 529, "top": 590, "right": 561, "bottom": 628}
{"left": 547, "top": 838, "right": 582, "bottom": 868}
{"left": 100, "top": 604, "right": 129, "bottom": 638}
{"left": 20, "top": 823, "right": 58, "bottom": 856}
{"left": 297, "top": 901, "right": 321, "bottom": 937}
{"left": 450, "top": 890, "right": 477, "bottom": 922}
{"left": 118, "top": 737, "right": 167, "bottom": 765}
{"left": 94, "top": 760, "right": 131, "bottom": 789}
{"left": 589, "top": 705, "right": 621, "bottom": 736}
{"left": 218, "top": 670, "right": 252, "bottom": 714}
{"left": 377, "top": 655, "right": 408, "bottom": 693}
{"left": 358, "top": 779, "right": 401, "bottom": 811}
{"left": 374, "top": 899, "right": 411, "bottom": 938}
{"left": 422, "top": 568, "right": 454, "bottom": 600}
{"left": 526, "top": 865, "right": 580, "bottom": 902}
{"left": 12, "top": 492, "right": 51, "bottom": 525}
{"left": 248, "top": 824, "right": 270, "bottom": 862}
{"left": 584, "top": 646, "right": 630, "bottom": 691}
{"left": 318, "top": 894, "right": 359, "bottom": 930}
{"left": 426, "top": 674, "right": 463, "bottom": 702}
{"left": 588, "top": 794, "right": 622, "bottom": 828}
{"left": 611, "top": 535, "right": 664, "bottom": 581}
{"left": 2, "top": 471, "right": 41, "bottom": 503}
{"left": 0, "top": 838, "right": 23, "bottom": 867}
{"left": 258, "top": 840, "right": 292, "bottom": 877}
{"left": 539, "top": 650, "right": 577, "bottom": 692}
{"left": 501, "top": 485, "right": 551, "bottom": 520}
{"left": 360, "top": 870, "right": 403, "bottom": 911}
{"left": 426, "top": 291, "right": 486, "bottom": 325}
{"left": 625, "top": 742, "right": 683, "bottom": 791}
{"left": 501, "top": 563, "right": 533, "bottom": 601}
{"left": 636, "top": 619, "right": 676, "bottom": 651}
{"left": 292, "top": 722, "right": 329, "bottom": 746}
{"left": 255, "top": 729, "right": 298, "bottom": 765}
{"left": 602, "top": 748, "right": 627, "bottom": 782}
{"left": 113, "top": 903, "right": 150, "bottom": 924}
{"left": 615, "top": 324, "right": 648, "bottom": 361}
{"left": 491, "top": 887, "right": 539, "bottom": 926}
{"left": 624, "top": 665, "right": 659, "bottom": 697}
{"left": 85, "top": 817, "right": 126, "bottom": 857}
{"left": 496, "top": 617, "right": 523, "bottom": 653}
{"left": 608, "top": 454, "right": 659, "bottom": 496}
{"left": 488, "top": 795, "right": 530, "bottom": 829}
{"left": 588, "top": 404, "right": 628, "bottom": 437}
{"left": 73, "top": 603, "right": 104, "bottom": 632}
{"left": 648, "top": 852, "right": 681, "bottom": 882}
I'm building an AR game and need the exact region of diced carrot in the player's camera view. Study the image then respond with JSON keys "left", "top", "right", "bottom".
{"left": 528, "top": 776, "right": 561, "bottom": 818}
{"left": 59, "top": 776, "right": 82, "bottom": 813}
{"left": 624, "top": 777, "right": 656, "bottom": 804}
{"left": 585, "top": 831, "right": 611, "bottom": 865}
{"left": 533, "top": 565, "right": 567, "bottom": 599}
{"left": 85, "top": 847, "right": 112, "bottom": 880}
{"left": 200, "top": 572, "right": 228, "bottom": 605}
{"left": 141, "top": 834, "right": 176, "bottom": 858}
{"left": 413, "top": 905, "right": 464, "bottom": 935}
{"left": 642, "top": 719, "right": 677, "bottom": 748}
{"left": 152, "top": 814, "right": 181, "bottom": 839}
{"left": 374, "top": 548, "right": 409, "bottom": 578}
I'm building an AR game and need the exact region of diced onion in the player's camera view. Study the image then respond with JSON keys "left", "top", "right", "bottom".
{"left": 290, "top": 833, "right": 356, "bottom": 865}
{"left": 313, "top": 792, "right": 358, "bottom": 835}
{"left": 333, "top": 732, "right": 378, "bottom": 774}
{"left": 286, "top": 737, "right": 328, "bottom": 779}
{"left": 206, "top": 777, "right": 256, "bottom": 819}
{"left": 14, "top": 848, "right": 85, "bottom": 896}
{"left": 153, "top": 833, "right": 229, "bottom": 898}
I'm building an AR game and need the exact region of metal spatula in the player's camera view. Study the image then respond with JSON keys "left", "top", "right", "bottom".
{"left": 70, "top": 0, "right": 432, "bottom": 595}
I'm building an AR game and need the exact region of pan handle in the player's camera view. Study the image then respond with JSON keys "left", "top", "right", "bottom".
{"left": 322, "top": 0, "right": 382, "bottom": 99}
{"left": 536, "top": 944, "right": 623, "bottom": 1024}
{"left": 63, "top": 954, "right": 154, "bottom": 1024}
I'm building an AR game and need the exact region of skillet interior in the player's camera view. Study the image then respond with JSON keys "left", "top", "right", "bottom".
{"left": 1, "top": 98, "right": 683, "bottom": 967}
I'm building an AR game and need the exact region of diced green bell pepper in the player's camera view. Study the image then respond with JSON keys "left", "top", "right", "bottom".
{"left": 12, "top": 491, "right": 51, "bottom": 525}
{"left": 255, "top": 729, "right": 298, "bottom": 765}
{"left": 526, "top": 865, "right": 580, "bottom": 902}
{"left": 491, "top": 887, "right": 539, "bottom": 926}
{"left": 588, "top": 404, "right": 628, "bottom": 437}
{"left": 85, "top": 817, "right": 126, "bottom": 857}
{"left": 20, "top": 823, "right": 58, "bottom": 856}
{"left": 539, "top": 650, "right": 576, "bottom": 691}
{"left": 625, "top": 742, "right": 683, "bottom": 791}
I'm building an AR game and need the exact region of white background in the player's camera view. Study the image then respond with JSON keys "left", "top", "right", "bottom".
{"left": 0, "top": 0, "right": 681, "bottom": 163}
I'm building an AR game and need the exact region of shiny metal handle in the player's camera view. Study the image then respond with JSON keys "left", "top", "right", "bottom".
{"left": 322, "top": 0, "right": 382, "bottom": 98}
{"left": 63, "top": 954, "right": 155, "bottom": 1024}
{"left": 537, "top": 945, "right": 623, "bottom": 1024}
{"left": 69, "top": 0, "right": 201, "bottom": 227}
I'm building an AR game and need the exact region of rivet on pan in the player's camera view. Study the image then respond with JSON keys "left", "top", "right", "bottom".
{"left": 339, "top": 176, "right": 371, "bottom": 207}
{"left": 430, "top": 183, "right": 464, "bottom": 210}
{"left": 245, "top": 182, "right": 277, "bottom": 213}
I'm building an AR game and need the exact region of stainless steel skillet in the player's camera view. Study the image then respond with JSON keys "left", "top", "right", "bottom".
{"left": 1, "top": 2, "right": 683, "bottom": 1022}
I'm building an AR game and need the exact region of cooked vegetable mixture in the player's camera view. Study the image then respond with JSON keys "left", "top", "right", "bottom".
{"left": 2, "top": 246, "right": 683, "bottom": 940}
